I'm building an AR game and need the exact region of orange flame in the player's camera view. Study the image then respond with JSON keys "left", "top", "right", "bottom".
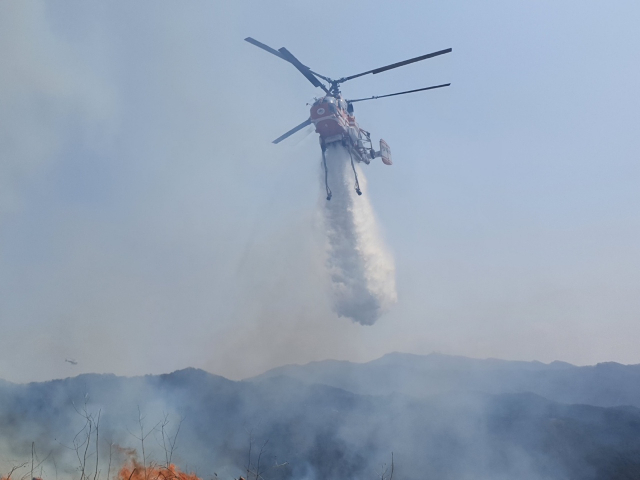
{"left": 118, "top": 455, "right": 201, "bottom": 480}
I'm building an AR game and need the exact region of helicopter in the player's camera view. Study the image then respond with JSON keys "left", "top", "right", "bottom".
{"left": 245, "top": 37, "right": 451, "bottom": 200}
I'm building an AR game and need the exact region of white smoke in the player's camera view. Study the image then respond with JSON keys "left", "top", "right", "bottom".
{"left": 321, "top": 143, "right": 397, "bottom": 325}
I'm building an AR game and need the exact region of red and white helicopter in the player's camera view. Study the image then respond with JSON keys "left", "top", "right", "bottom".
{"left": 245, "top": 37, "right": 451, "bottom": 200}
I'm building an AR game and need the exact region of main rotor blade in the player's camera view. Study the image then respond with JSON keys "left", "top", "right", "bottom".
{"left": 347, "top": 83, "right": 451, "bottom": 103}
{"left": 244, "top": 37, "right": 287, "bottom": 60}
{"left": 278, "top": 48, "right": 329, "bottom": 93}
{"left": 273, "top": 118, "right": 313, "bottom": 144}
{"left": 340, "top": 48, "right": 452, "bottom": 83}
{"left": 245, "top": 38, "right": 331, "bottom": 87}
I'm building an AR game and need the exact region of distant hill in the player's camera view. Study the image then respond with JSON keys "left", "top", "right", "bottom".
{"left": 1, "top": 355, "right": 640, "bottom": 480}
{"left": 251, "top": 352, "right": 640, "bottom": 407}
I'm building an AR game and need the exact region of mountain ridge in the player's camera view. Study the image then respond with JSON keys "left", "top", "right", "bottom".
{"left": 2, "top": 357, "right": 640, "bottom": 480}
{"left": 249, "top": 351, "right": 640, "bottom": 408}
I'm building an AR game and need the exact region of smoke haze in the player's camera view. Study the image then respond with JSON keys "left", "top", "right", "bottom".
{"left": 3, "top": 355, "right": 640, "bottom": 480}
{"left": 322, "top": 145, "right": 397, "bottom": 325}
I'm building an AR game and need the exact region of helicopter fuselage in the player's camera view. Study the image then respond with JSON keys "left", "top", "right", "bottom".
{"left": 310, "top": 95, "right": 391, "bottom": 165}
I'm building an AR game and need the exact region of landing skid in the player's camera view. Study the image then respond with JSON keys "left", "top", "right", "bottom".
{"left": 321, "top": 146, "right": 332, "bottom": 201}
{"left": 347, "top": 148, "right": 362, "bottom": 196}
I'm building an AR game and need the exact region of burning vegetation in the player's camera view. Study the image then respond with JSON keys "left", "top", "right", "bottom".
{"left": 117, "top": 453, "right": 201, "bottom": 480}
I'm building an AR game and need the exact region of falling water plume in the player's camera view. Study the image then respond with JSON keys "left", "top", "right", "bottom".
{"left": 321, "top": 143, "right": 397, "bottom": 325}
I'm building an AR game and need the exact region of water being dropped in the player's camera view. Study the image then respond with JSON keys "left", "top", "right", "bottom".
{"left": 321, "top": 144, "right": 397, "bottom": 325}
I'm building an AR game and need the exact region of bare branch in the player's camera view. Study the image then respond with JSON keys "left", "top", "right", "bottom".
{"left": 94, "top": 410, "right": 101, "bottom": 480}
{"left": 106, "top": 441, "right": 113, "bottom": 480}
{"left": 255, "top": 440, "right": 269, "bottom": 480}
{"left": 19, "top": 450, "right": 52, "bottom": 480}
{"left": 4, "top": 461, "right": 28, "bottom": 480}
{"left": 168, "top": 417, "right": 184, "bottom": 465}
{"left": 245, "top": 431, "right": 253, "bottom": 480}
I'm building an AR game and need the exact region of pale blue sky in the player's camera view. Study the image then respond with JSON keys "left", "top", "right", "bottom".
{"left": 1, "top": 0, "right": 640, "bottom": 382}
